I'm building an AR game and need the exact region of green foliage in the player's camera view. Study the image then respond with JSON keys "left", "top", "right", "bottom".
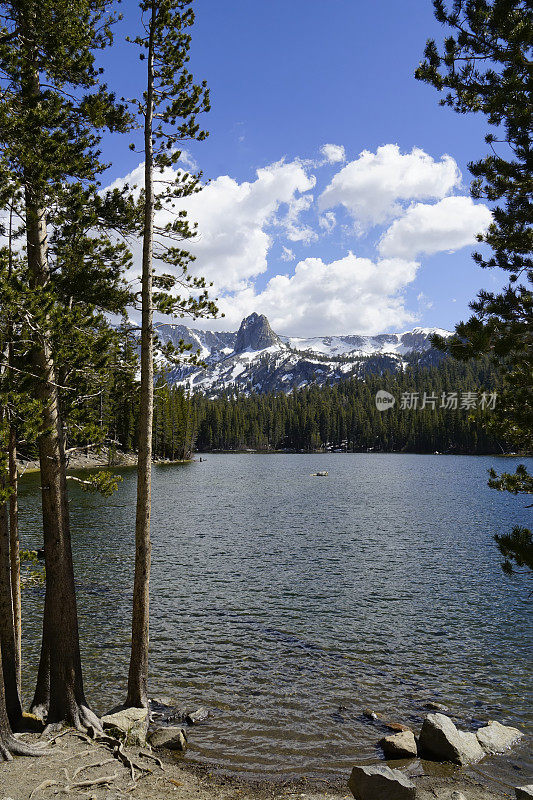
{"left": 137, "top": 356, "right": 504, "bottom": 457}
{"left": 152, "top": 381, "right": 196, "bottom": 459}
{"left": 131, "top": 0, "right": 210, "bottom": 150}
{"left": 417, "top": 0, "right": 532, "bottom": 577}
{"left": 0, "top": 0, "right": 140, "bottom": 455}
{"left": 68, "top": 470, "right": 123, "bottom": 498}
{"left": 495, "top": 526, "right": 533, "bottom": 574}
{"left": 20, "top": 549, "right": 45, "bottom": 588}
{"left": 0, "top": 1, "right": 131, "bottom": 195}
{"left": 124, "top": 0, "right": 218, "bottom": 328}
{"left": 0, "top": 249, "right": 43, "bottom": 466}
{"left": 416, "top": 0, "right": 532, "bottom": 279}
{"left": 416, "top": 0, "right": 532, "bottom": 446}
{"left": 488, "top": 463, "right": 533, "bottom": 494}
{"left": 489, "top": 464, "right": 532, "bottom": 576}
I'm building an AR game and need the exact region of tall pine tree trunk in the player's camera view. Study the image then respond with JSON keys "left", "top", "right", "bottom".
{"left": 0, "top": 469, "right": 22, "bottom": 731}
{"left": 25, "top": 199, "right": 97, "bottom": 730}
{"left": 0, "top": 335, "right": 21, "bottom": 730}
{"left": 20, "top": 37, "right": 98, "bottom": 730}
{"left": 6, "top": 203, "right": 21, "bottom": 696}
{"left": 126, "top": 7, "right": 155, "bottom": 709}
{"left": 0, "top": 638, "right": 46, "bottom": 760}
{"left": 8, "top": 393, "right": 21, "bottom": 694}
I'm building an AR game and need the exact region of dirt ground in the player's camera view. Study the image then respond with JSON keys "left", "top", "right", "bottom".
{"left": 0, "top": 729, "right": 516, "bottom": 800}
{"left": 17, "top": 448, "right": 138, "bottom": 474}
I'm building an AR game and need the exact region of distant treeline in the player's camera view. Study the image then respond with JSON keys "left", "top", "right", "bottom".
{"left": 118, "top": 355, "right": 506, "bottom": 458}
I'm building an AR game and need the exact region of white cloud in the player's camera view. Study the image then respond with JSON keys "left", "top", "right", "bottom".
{"left": 212, "top": 253, "right": 419, "bottom": 336}
{"left": 319, "top": 211, "right": 336, "bottom": 233}
{"left": 319, "top": 144, "right": 461, "bottom": 228}
{"left": 275, "top": 191, "right": 317, "bottom": 243}
{"left": 280, "top": 246, "right": 295, "bottom": 262}
{"left": 182, "top": 159, "right": 316, "bottom": 289}
{"left": 108, "top": 158, "right": 316, "bottom": 293}
{"left": 320, "top": 143, "right": 346, "bottom": 164}
{"left": 105, "top": 144, "right": 480, "bottom": 338}
{"left": 177, "top": 149, "right": 198, "bottom": 172}
{"left": 417, "top": 292, "right": 434, "bottom": 310}
{"left": 378, "top": 196, "right": 492, "bottom": 259}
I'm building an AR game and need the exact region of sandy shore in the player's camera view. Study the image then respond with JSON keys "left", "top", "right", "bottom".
{"left": 0, "top": 728, "right": 513, "bottom": 800}
{"left": 17, "top": 448, "right": 195, "bottom": 474}
{"left": 16, "top": 447, "right": 138, "bottom": 474}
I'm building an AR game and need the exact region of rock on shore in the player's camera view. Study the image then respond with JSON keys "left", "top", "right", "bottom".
{"left": 418, "top": 713, "right": 485, "bottom": 765}
{"left": 101, "top": 706, "right": 149, "bottom": 746}
{"left": 475, "top": 720, "right": 523, "bottom": 754}
{"left": 415, "top": 713, "right": 524, "bottom": 765}
{"left": 149, "top": 726, "right": 188, "bottom": 751}
{"left": 348, "top": 764, "right": 416, "bottom": 800}
{"left": 379, "top": 730, "right": 418, "bottom": 759}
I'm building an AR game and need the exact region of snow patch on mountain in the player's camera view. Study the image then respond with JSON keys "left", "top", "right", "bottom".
{"left": 157, "top": 314, "right": 452, "bottom": 396}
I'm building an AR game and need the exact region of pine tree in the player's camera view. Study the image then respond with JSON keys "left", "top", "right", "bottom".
{"left": 126, "top": 0, "right": 216, "bottom": 708}
{"left": 0, "top": 0, "right": 131, "bottom": 735}
{"left": 0, "top": 251, "right": 44, "bottom": 758}
{"left": 416, "top": 0, "right": 532, "bottom": 575}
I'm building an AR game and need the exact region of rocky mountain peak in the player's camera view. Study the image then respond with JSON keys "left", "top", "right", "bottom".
{"left": 234, "top": 313, "right": 281, "bottom": 353}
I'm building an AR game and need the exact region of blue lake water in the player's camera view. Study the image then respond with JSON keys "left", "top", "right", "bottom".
{"left": 19, "top": 454, "right": 532, "bottom": 784}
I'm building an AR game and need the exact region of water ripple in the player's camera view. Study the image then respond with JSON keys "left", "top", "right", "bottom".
{"left": 19, "top": 454, "right": 532, "bottom": 782}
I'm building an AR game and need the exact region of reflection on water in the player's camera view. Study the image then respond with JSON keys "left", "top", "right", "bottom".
{"left": 19, "top": 454, "right": 532, "bottom": 783}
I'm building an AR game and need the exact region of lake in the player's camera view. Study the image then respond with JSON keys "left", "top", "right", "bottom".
{"left": 18, "top": 454, "right": 532, "bottom": 785}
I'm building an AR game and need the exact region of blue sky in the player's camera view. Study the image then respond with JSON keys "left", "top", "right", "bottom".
{"left": 99, "top": 0, "right": 503, "bottom": 337}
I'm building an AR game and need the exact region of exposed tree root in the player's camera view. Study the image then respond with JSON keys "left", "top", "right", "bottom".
{"left": 29, "top": 772, "right": 119, "bottom": 798}
{"left": 42, "top": 704, "right": 103, "bottom": 738}
{"left": 71, "top": 757, "right": 115, "bottom": 779}
{"left": 44, "top": 728, "right": 72, "bottom": 744}
{"left": 42, "top": 722, "right": 64, "bottom": 736}
{"left": 0, "top": 741, "right": 12, "bottom": 761}
{"left": 11, "top": 738, "right": 51, "bottom": 755}
{"left": 63, "top": 746, "right": 95, "bottom": 760}
{"left": 69, "top": 771, "right": 119, "bottom": 789}
{"left": 77, "top": 704, "right": 103, "bottom": 733}
{"left": 116, "top": 742, "right": 148, "bottom": 782}
{"left": 93, "top": 733, "right": 151, "bottom": 782}
{"left": 0, "top": 732, "right": 52, "bottom": 760}
{"left": 29, "top": 779, "right": 59, "bottom": 799}
{"left": 138, "top": 749, "right": 164, "bottom": 769}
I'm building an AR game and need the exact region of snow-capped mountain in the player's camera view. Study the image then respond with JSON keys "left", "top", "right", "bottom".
{"left": 157, "top": 313, "right": 452, "bottom": 395}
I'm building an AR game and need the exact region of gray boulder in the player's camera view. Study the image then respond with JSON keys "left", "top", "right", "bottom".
{"left": 101, "top": 707, "right": 149, "bottom": 746}
{"left": 149, "top": 726, "right": 187, "bottom": 751}
{"left": 379, "top": 730, "right": 418, "bottom": 759}
{"left": 348, "top": 764, "right": 416, "bottom": 800}
{"left": 418, "top": 713, "right": 484, "bottom": 765}
{"left": 185, "top": 706, "right": 209, "bottom": 725}
{"left": 476, "top": 720, "right": 523, "bottom": 754}
{"left": 516, "top": 787, "right": 533, "bottom": 799}
{"left": 151, "top": 695, "right": 176, "bottom": 707}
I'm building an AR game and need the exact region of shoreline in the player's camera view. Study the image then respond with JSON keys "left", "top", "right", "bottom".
{"left": 16, "top": 449, "right": 529, "bottom": 476}
{"left": 16, "top": 448, "right": 193, "bottom": 475}
{"left": 197, "top": 449, "right": 529, "bottom": 457}
{"left": 0, "top": 728, "right": 514, "bottom": 800}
